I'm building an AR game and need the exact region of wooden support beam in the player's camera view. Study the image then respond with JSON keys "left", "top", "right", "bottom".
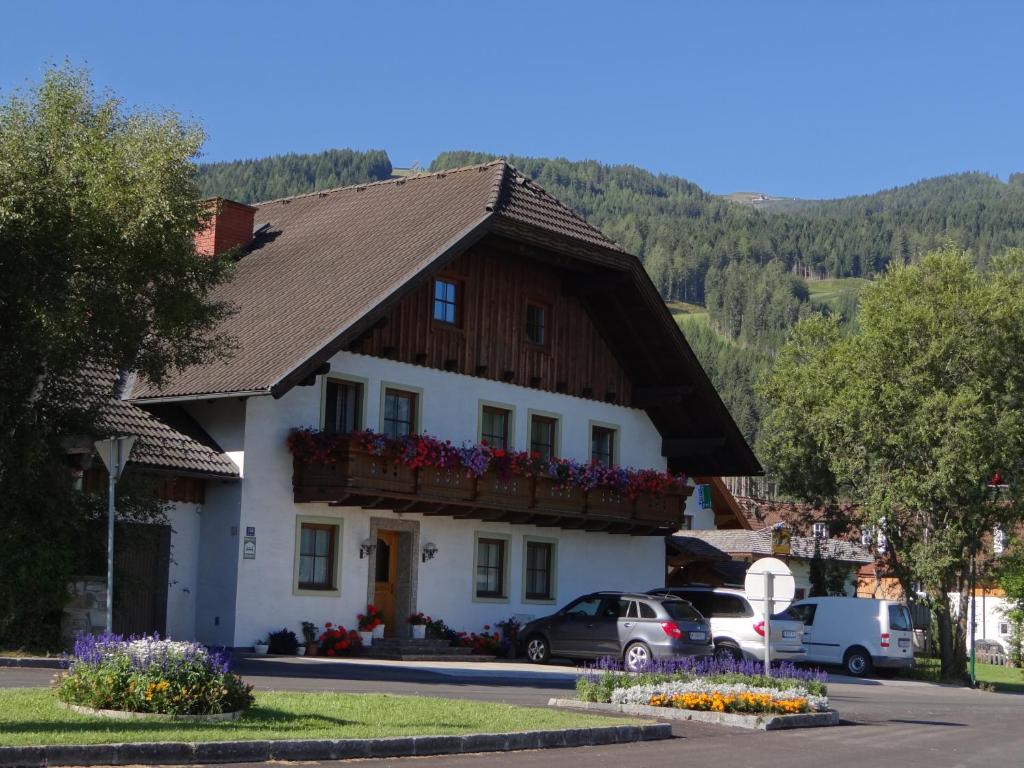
{"left": 632, "top": 385, "right": 694, "bottom": 408}
{"left": 661, "top": 437, "right": 726, "bottom": 458}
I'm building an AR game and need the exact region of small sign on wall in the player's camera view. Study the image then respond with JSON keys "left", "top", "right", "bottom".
{"left": 696, "top": 484, "right": 712, "bottom": 510}
{"left": 243, "top": 536, "right": 256, "bottom": 559}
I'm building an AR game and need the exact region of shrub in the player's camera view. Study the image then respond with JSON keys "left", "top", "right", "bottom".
{"left": 55, "top": 633, "right": 253, "bottom": 715}
{"left": 457, "top": 627, "right": 502, "bottom": 655}
{"left": 268, "top": 628, "right": 299, "bottom": 655}
{"left": 425, "top": 617, "right": 458, "bottom": 643}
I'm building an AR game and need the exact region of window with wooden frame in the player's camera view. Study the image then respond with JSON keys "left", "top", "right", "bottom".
{"left": 591, "top": 425, "right": 616, "bottom": 467}
{"left": 383, "top": 388, "right": 417, "bottom": 438}
{"left": 298, "top": 523, "right": 337, "bottom": 590}
{"left": 323, "top": 379, "right": 362, "bottom": 434}
{"left": 530, "top": 414, "right": 558, "bottom": 461}
{"left": 432, "top": 277, "right": 460, "bottom": 326}
{"left": 475, "top": 537, "right": 506, "bottom": 598}
{"left": 524, "top": 540, "right": 555, "bottom": 601}
{"left": 525, "top": 301, "right": 549, "bottom": 346}
{"left": 480, "top": 406, "right": 511, "bottom": 450}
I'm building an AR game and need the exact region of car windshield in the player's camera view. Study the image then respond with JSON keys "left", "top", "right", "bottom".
{"left": 771, "top": 607, "right": 803, "bottom": 621}
{"left": 662, "top": 600, "right": 703, "bottom": 621}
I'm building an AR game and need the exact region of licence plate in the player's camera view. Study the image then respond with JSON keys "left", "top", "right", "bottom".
{"left": 898, "top": 638, "right": 911, "bottom": 649}
{"left": 688, "top": 631, "right": 706, "bottom": 641}
{"left": 782, "top": 630, "right": 797, "bottom": 639}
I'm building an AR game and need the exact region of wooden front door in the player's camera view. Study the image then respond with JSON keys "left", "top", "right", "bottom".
{"left": 113, "top": 522, "right": 171, "bottom": 637}
{"left": 374, "top": 530, "right": 399, "bottom": 637}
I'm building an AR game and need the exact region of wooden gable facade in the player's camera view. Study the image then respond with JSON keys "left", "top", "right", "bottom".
{"left": 350, "top": 238, "right": 633, "bottom": 404}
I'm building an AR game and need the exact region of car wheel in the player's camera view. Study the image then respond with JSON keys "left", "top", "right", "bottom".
{"left": 714, "top": 641, "right": 743, "bottom": 662}
{"left": 525, "top": 635, "right": 550, "bottom": 664}
{"left": 843, "top": 646, "right": 873, "bottom": 677}
{"left": 624, "top": 641, "right": 652, "bottom": 672}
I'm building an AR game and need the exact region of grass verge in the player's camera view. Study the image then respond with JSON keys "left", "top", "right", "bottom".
{"left": 900, "top": 658, "right": 1024, "bottom": 693}
{"left": 0, "top": 689, "right": 631, "bottom": 747}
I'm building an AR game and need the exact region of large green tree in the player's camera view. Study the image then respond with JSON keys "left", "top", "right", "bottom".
{"left": 0, "top": 66, "right": 232, "bottom": 645}
{"left": 758, "top": 248, "right": 1024, "bottom": 679}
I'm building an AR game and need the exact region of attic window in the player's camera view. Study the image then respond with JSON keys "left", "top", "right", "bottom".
{"left": 433, "top": 278, "right": 460, "bottom": 326}
{"left": 526, "top": 302, "right": 548, "bottom": 346}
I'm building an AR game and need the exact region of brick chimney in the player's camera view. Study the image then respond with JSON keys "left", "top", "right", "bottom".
{"left": 195, "top": 198, "right": 257, "bottom": 256}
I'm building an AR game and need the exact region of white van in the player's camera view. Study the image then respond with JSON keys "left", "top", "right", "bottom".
{"left": 788, "top": 597, "right": 915, "bottom": 677}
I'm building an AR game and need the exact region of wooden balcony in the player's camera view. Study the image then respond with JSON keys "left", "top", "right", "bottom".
{"left": 292, "top": 438, "right": 691, "bottom": 535}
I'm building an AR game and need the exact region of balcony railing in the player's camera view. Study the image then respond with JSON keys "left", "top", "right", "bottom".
{"left": 292, "top": 437, "right": 690, "bottom": 535}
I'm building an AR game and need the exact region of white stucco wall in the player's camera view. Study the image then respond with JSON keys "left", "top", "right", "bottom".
{"left": 165, "top": 501, "right": 201, "bottom": 640}
{"left": 226, "top": 351, "right": 674, "bottom": 645}
{"left": 193, "top": 480, "right": 242, "bottom": 646}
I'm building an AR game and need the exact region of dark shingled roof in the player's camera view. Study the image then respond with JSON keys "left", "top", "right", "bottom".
{"left": 86, "top": 367, "right": 238, "bottom": 478}
{"left": 127, "top": 160, "right": 760, "bottom": 476}
{"left": 669, "top": 529, "right": 873, "bottom": 564}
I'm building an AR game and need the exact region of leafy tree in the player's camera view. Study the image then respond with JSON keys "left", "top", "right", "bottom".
{"left": 995, "top": 548, "right": 1024, "bottom": 667}
{"left": 0, "top": 66, "right": 231, "bottom": 645}
{"left": 758, "top": 248, "right": 1024, "bottom": 679}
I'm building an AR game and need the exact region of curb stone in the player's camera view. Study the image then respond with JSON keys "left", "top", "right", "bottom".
{"left": 0, "top": 657, "right": 65, "bottom": 669}
{"left": 549, "top": 698, "right": 840, "bottom": 731}
{"left": 0, "top": 723, "right": 671, "bottom": 767}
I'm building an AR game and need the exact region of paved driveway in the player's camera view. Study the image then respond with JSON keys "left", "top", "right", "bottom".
{"left": 4, "top": 657, "right": 1023, "bottom": 767}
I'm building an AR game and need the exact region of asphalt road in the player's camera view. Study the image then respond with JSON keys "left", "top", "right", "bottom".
{"left": 4, "top": 657, "right": 1023, "bottom": 767}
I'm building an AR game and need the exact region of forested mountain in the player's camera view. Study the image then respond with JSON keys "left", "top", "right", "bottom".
{"left": 197, "top": 148, "right": 391, "bottom": 203}
{"left": 198, "top": 146, "right": 1024, "bottom": 447}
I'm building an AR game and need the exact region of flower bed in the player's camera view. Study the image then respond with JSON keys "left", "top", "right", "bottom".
{"left": 288, "top": 428, "right": 685, "bottom": 499}
{"left": 576, "top": 656, "right": 829, "bottom": 713}
{"left": 55, "top": 633, "right": 253, "bottom": 716}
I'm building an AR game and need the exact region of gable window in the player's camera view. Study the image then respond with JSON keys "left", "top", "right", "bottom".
{"left": 524, "top": 539, "right": 555, "bottom": 601}
{"left": 297, "top": 522, "right": 338, "bottom": 591}
{"left": 481, "top": 405, "right": 511, "bottom": 450}
{"left": 324, "top": 379, "right": 362, "bottom": 434}
{"left": 383, "top": 388, "right": 417, "bottom": 438}
{"left": 591, "top": 425, "right": 616, "bottom": 467}
{"left": 475, "top": 537, "right": 507, "bottom": 599}
{"left": 526, "top": 302, "right": 548, "bottom": 346}
{"left": 530, "top": 414, "right": 558, "bottom": 461}
{"left": 433, "top": 278, "right": 459, "bottom": 325}
{"left": 812, "top": 521, "right": 828, "bottom": 540}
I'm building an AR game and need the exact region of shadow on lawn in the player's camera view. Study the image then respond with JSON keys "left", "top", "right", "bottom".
{"left": 4, "top": 708, "right": 351, "bottom": 737}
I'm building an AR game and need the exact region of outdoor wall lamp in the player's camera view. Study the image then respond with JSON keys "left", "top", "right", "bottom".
{"left": 359, "top": 538, "right": 376, "bottom": 559}
{"left": 421, "top": 542, "right": 438, "bottom": 562}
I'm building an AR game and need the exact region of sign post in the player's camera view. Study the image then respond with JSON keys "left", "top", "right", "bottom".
{"left": 745, "top": 557, "right": 795, "bottom": 678}
{"left": 94, "top": 436, "right": 136, "bottom": 634}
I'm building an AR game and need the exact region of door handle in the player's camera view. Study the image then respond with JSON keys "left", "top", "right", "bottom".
{"left": 622, "top": 622, "right": 634, "bottom": 628}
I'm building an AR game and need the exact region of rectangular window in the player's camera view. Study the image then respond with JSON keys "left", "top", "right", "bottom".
{"left": 526, "top": 302, "right": 547, "bottom": 345}
{"left": 476, "top": 538, "right": 506, "bottom": 598}
{"left": 524, "top": 540, "right": 554, "bottom": 601}
{"left": 383, "top": 388, "right": 417, "bottom": 438}
{"left": 591, "top": 425, "right": 616, "bottom": 466}
{"left": 530, "top": 415, "right": 558, "bottom": 461}
{"left": 481, "top": 406, "right": 511, "bottom": 450}
{"left": 298, "top": 523, "right": 337, "bottom": 590}
{"left": 324, "top": 379, "right": 362, "bottom": 434}
{"left": 812, "top": 521, "right": 828, "bottom": 540}
{"left": 433, "top": 277, "right": 459, "bottom": 325}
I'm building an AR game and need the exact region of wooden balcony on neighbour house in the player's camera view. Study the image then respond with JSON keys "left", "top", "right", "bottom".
{"left": 292, "top": 437, "right": 691, "bottom": 535}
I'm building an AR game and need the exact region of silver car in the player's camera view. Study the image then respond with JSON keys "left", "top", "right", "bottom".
{"left": 520, "top": 591, "right": 714, "bottom": 671}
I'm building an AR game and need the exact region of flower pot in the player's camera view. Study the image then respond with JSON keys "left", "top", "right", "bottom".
{"left": 372, "top": 624, "right": 385, "bottom": 639}
{"left": 295, "top": 645, "right": 306, "bottom": 656}
{"left": 411, "top": 624, "right": 426, "bottom": 639}
{"left": 305, "top": 641, "right": 319, "bottom": 657}
{"left": 359, "top": 630, "right": 373, "bottom": 646}
{"left": 253, "top": 644, "right": 269, "bottom": 655}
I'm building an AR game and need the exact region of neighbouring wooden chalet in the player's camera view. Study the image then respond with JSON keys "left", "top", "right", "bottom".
{"left": 87, "top": 161, "right": 758, "bottom": 647}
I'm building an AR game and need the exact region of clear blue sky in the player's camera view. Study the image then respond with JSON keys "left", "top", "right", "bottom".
{"left": 3, "top": 1, "right": 1023, "bottom": 199}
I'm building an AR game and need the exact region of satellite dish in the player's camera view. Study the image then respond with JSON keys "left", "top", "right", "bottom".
{"left": 744, "top": 557, "right": 796, "bottom": 606}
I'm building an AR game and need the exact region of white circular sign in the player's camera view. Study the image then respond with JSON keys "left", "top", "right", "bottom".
{"left": 744, "top": 557, "right": 796, "bottom": 604}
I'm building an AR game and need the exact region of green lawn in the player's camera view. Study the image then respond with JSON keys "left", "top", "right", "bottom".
{"left": 0, "top": 689, "right": 630, "bottom": 747}
{"left": 901, "top": 658, "right": 1024, "bottom": 693}
{"left": 806, "top": 277, "right": 870, "bottom": 309}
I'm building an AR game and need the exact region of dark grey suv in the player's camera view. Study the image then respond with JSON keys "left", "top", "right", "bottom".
{"left": 519, "top": 591, "right": 713, "bottom": 670}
